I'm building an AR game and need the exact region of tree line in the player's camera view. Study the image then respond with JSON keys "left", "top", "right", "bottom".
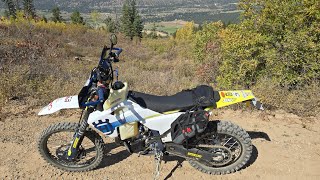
{"left": 175, "top": 0, "right": 319, "bottom": 90}
{"left": 1, "top": 0, "right": 143, "bottom": 40}
{"left": 1, "top": 0, "right": 36, "bottom": 19}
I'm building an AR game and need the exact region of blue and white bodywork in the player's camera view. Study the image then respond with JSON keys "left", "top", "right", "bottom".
{"left": 38, "top": 82, "right": 183, "bottom": 142}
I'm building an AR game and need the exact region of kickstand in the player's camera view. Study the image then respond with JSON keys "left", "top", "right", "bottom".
{"left": 153, "top": 151, "right": 163, "bottom": 180}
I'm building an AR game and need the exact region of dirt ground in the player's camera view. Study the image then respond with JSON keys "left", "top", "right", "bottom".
{"left": 0, "top": 103, "right": 320, "bottom": 180}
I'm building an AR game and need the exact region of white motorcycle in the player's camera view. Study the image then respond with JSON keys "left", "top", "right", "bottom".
{"left": 37, "top": 34, "right": 263, "bottom": 175}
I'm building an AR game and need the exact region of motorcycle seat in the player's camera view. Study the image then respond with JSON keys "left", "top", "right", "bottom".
{"left": 128, "top": 85, "right": 220, "bottom": 113}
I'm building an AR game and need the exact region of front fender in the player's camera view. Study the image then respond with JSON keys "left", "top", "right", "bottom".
{"left": 38, "top": 95, "right": 79, "bottom": 115}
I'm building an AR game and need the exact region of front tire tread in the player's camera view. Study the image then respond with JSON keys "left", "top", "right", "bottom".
{"left": 37, "top": 122, "right": 104, "bottom": 172}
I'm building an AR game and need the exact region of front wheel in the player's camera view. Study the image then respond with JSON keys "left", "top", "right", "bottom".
{"left": 188, "top": 120, "right": 252, "bottom": 175}
{"left": 37, "top": 122, "right": 104, "bottom": 171}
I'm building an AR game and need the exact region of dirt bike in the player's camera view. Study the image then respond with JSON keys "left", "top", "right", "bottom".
{"left": 37, "top": 34, "right": 263, "bottom": 176}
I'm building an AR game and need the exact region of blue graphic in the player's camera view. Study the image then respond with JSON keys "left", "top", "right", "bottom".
{"left": 92, "top": 119, "right": 114, "bottom": 135}
{"left": 92, "top": 114, "right": 141, "bottom": 134}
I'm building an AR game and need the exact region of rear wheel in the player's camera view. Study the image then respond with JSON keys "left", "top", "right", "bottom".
{"left": 188, "top": 120, "right": 252, "bottom": 175}
{"left": 37, "top": 122, "right": 104, "bottom": 171}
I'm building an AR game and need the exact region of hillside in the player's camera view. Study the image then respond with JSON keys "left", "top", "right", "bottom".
{"left": 0, "top": 0, "right": 240, "bottom": 24}
{"left": 0, "top": 21, "right": 319, "bottom": 178}
{"left": 0, "top": 0, "right": 238, "bottom": 11}
{"left": 0, "top": 0, "right": 319, "bottom": 178}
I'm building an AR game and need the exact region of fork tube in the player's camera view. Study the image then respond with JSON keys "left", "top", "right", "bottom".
{"left": 78, "top": 108, "right": 94, "bottom": 135}
{"left": 67, "top": 107, "right": 94, "bottom": 159}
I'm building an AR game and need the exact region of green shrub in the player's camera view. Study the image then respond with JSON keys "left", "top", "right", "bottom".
{"left": 217, "top": 24, "right": 267, "bottom": 89}
{"left": 193, "top": 21, "right": 223, "bottom": 63}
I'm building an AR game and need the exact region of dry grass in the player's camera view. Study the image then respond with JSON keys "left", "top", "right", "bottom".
{"left": 253, "top": 78, "right": 320, "bottom": 117}
{"left": 0, "top": 21, "right": 318, "bottom": 117}
{"left": 0, "top": 21, "right": 202, "bottom": 111}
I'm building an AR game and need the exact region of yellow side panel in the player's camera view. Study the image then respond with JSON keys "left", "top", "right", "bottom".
{"left": 216, "top": 90, "right": 255, "bottom": 108}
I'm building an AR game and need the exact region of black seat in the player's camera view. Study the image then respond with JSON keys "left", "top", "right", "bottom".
{"left": 128, "top": 85, "right": 220, "bottom": 113}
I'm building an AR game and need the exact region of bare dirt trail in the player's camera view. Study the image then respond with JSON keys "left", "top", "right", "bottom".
{"left": 0, "top": 104, "right": 320, "bottom": 180}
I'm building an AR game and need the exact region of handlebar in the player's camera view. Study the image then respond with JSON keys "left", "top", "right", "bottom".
{"left": 79, "top": 34, "right": 121, "bottom": 108}
{"left": 99, "top": 46, "right": 122, "bottom": 66}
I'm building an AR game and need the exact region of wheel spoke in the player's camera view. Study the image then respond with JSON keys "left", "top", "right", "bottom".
{"left": 222, "top": 137, "right": 233, "bottom": 146}
{"left": 187, "top": 121, "right": 252, "bottom": 175}
{"left": 46, "top": 130, "right": 97, "bottom": 167}
{"left": 191, "top": 132, "right": 242, "bottom": 168}
{"left": 229, "top": 141, "right": 238, "bottom": 149}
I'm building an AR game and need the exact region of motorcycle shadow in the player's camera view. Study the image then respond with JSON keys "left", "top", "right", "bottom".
{"left": 161, "top": 146, "right": 259, "bottom": 179}
{"left": 248, "top": 131, "right": 271, "bottom": 141}
{"left": 97, "top": 142, "right": 131, "bottom": 169}
{"left": 95, "top": 131, "right": 269, "bottom": 173}
{"left": 244, "top": 131, "right": 271, "bottom": 169}
{"left": 163, "top": 155, "right": 185, "bottom": 180}
{"left": 163, "top": 131, "right": 271, "bottom": 178}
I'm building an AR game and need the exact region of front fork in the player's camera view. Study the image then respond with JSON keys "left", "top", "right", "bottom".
{"left": 67, "top": 108, "right": 94, "bottom": 160}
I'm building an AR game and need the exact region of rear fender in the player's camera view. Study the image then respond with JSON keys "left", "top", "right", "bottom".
{"left": 216, "top": 90, "right": 264, "bottom": 110}
{"left": 38, "top": 95, "right": 79, "bottom": 115}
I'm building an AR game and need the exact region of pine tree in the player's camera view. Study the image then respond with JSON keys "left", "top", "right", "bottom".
{"left": 51, "top": 6, "right": 63, "bottom": 23}
{"left": 2, "top": 0, "right": 17, "bottom": 18}
{"left": 90, "top": 10, "right": 100, "bottom": 29}
{"left": 114, "top": 20, "right": 121, "bottom": 33}
{"left": 120, "top": 0, "right": 143, "bottom": 40}
{"left": 41, "top": 15, "right": 47, "bottom": 23}
{"left": 71, "top": 10, "right": 85, "bottom": 25}
{"left": 104, "top": 16, "right": 116, "bottom": 33}
{"left": 133, "top": 13, "right": 143, "bottom": 40}
{"left": 150, "top": 22, "right": 158, "bottom": 38}
{"left": 23, "top": 0, "right": 36, "bottom": 19}
{"left": 4, "top": 10, "right": 10, "bottom": 18}
{"left": 14, "top": 0, "right": 20, "bottom": 10}
{"left": 121, "top": 1, "right": 134, "bottom": 40}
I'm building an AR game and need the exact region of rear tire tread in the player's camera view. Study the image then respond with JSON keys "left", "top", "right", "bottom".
{"left": 188, "top": 120, "right": 252, "bottom": 175}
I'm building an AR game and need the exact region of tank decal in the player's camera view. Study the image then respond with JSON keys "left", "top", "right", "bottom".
{"left": 163, "top": 110, "right": 180, "bottom": 115}
{"left": 144, "top": 114, "right": 162, "bottom": 119}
